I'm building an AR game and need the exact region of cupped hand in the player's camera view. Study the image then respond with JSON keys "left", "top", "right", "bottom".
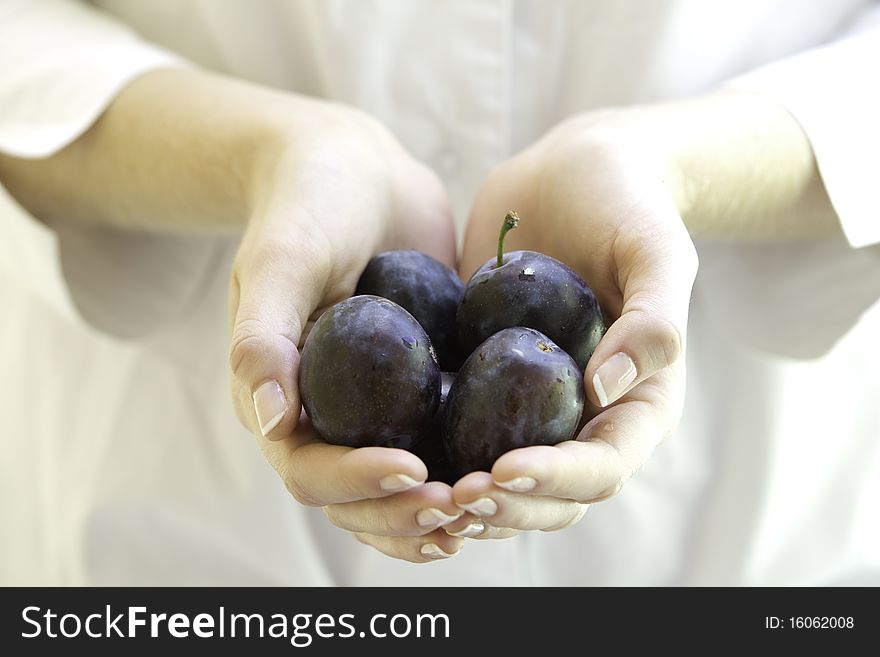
{"left": 228, "top": 103, "right": 463, "bottom": 562}
{"left": 450, "top": 109, "right": 698, "bottom": 536}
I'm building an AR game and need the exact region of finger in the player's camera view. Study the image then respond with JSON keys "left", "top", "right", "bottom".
{"left": 443, "top": 514, "right": 522, "bottom": 540}
{"left": 451, "top": 472, "right": 587, "bottom": 531}
{"left": 442, "top": 514, "right": 486, "bottom": 538}
{"left": 541, "top": 504, "right": 590, "bottom": 531}
{"left": 586, "top": 207, "right": 697, "bottom": 408}
{"left": 259, "top": 414, "right": 428, "bottom": 506}
{"left": 323, "top": 482, "right": 462, "bottom": 537}
{"left": 229, "top": 210, "right": 333, "bottom": 441}
{"left": 491, "top": 366, "right": 682, "bottom": 503}
{"left": 470, "top": 526, "right": 522, "bottom": 540}
{"left": 354, "top": 529, "right": 464, "bottom": 563}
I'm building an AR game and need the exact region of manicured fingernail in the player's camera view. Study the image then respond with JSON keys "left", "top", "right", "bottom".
{"left": 447, "top": 521, "right": 485, "bottom": 538}
{"left": 420, "top": 543, "right": 460, "bottom": 560}
{"left": 416, "top": 508, "right": 462, "bottom": 529}
{"left": 379, "top": 473, "right": 422, "bottom": 493}
{"left": 253, "top": 380, "right": 287, "bottom": 436}
{"left": 494, "top": 476, "right": 536, "bottom": 493}
{"left": 592, "top": 352, "right": 637, "bottom": 407}
{"left": 457, "top": 497, "right": 498, "bottom": 517}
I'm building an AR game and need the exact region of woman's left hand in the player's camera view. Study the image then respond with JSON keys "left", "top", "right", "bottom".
{"left": 444, "top": 108, "right": 698, "bottom": 537}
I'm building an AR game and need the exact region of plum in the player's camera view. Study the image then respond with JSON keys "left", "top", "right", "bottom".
{"left": 412, "top": 436, "right": 458, "bottom": 485}
{"left": 442, "top": 327, "right": 584, "bottom": 476}
{"left": 457, "top": 211, "right": 605, "bottom": 371}
{"left": 412, "top": 371, "right": 458, "bottom": 484}
{"left": 299, "top": 295, "right": 441, "bottom": 448}
{"left": 356, "top": 250, "right": 464, "bottom": 370}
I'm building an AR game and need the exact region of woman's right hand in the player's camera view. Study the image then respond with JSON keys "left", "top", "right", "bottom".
{"left": 228, "top": 102, "right": 466, "bottom": 563}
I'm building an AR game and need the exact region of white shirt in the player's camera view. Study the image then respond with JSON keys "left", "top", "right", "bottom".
{"left": 1, "top": 0, "right": 879, "bottom": 585}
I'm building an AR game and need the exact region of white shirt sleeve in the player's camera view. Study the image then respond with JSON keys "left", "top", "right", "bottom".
{"left": 0, "top": 0, "right": 186, "bottom": 158}
{"left": 0, "top": 0, "right": 219, "bottom": 341}
{"left": 725, "top": 5, "right": 880, "bottom": 248}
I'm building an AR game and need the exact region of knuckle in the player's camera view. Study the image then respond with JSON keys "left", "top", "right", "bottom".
{"left": 611, "top": 476, "right": 627, "bottom": 496}
{"left": 322, "top": 505, "right": 344, "bottom": 528}
{"left": 375, "top": 507, "right": 413, "bottom": 537}
{"left": 598, "top": 476, "right": 627, "bottom": 502}
{"left": 228, "top": 317, "right": 272, "bottom": 380}
{"left": 491, "top": 502, "right": 530, "bottom": 530}
{"left": 648, "top": 314, "right": 684, "bottom": 370}
{"left": 283, "top": 472, "right": 319, "bottom": 507}
{"left": 541, "top": 504, "right": 588, "bottom": 532}
{"left": 616, "top": 304, "right": 686, "bottom": 373}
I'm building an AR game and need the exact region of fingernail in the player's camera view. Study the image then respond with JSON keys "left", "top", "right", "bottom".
{"left": 379, "top": 473, "right": 422, "bottom": 493}
{"left": 447, "top": 520, "right": 485, "bottom": 538}
{"left": 420, "top": 543, "right": 460, "bottom": 560}
{"left": 457, "top": 497, "right": 498, "bottom": 517}
{"left": 494, "top": 476, "right": 536, "bottom": 493}
{"left": 253, "top": 380, "right": 287, "bottom": 436}
{"left": 592, "top": 352, "right": 637, "bottom": 407}
{"left": 416, "top": 508, "right": 462, "bottom": 529}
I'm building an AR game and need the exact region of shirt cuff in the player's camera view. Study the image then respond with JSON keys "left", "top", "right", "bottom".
{"left": 0, "top": 0, "right": 188, "bottom": 159}
{"left": 724, "top": 27, "right": 880, "bottom": 248}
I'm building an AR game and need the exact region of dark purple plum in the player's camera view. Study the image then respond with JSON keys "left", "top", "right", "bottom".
{"left": 412, "top": 372, "right": 458, "bottom": 484}
{"left": 442, "top": 327, "right": 584, "bottom": 476}
{"left": 299, "top": 295, "right": 441, "bottom": 448}
{"left": 356, "top": 250, "right": 464, "bottom": 370}
{"left": 412, "top": 437, "right": 458, "bottom": 485}
{"left": 457, "top": 212, "right": 605, "bottom": 371}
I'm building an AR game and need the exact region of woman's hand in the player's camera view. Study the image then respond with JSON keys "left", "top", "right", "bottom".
{"left": 450, "top": 90, "right": 838, "bottom": 537}
{"left": 228, "top": 102, "right": 471, "bottom": 562}
{"left": 450, "top": 108, "right": 699, "bottom": 536}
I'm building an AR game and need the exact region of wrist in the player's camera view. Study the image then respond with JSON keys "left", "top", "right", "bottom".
{"left": 642, "top": 91, "right": 837, "bottom": 240}
{"left": 240, "top": 95, "right": 345, "bottom": 219}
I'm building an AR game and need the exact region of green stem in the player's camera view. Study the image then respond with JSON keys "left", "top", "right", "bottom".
{"left": 496, "top": 210, "right": 520, "bottom": 268}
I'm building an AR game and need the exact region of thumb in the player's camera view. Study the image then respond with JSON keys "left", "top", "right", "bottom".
{"left": 229, "top": 220, "right": 332, "bottom": 440}
{"left": 586, "top": 219, "right": 698, "bottom": 408}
